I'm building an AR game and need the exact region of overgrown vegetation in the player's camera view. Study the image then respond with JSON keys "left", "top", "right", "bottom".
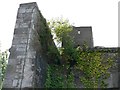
{"left": 38, "top": 14, "right": 60, "bottom": 65}
{"left": 44, "top": 18, "right": 116, "bottom": 88}
{"left": 75, "top": 46, "right": 116, "bottom": 88}
{"left": 45, "top": 65, "right": 75, "bottom": 88}
{"left": 0, "top": 50, "right": 8, "bottom": 89}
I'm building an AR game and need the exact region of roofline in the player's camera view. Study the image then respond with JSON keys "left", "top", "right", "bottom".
{"left": 72, "top": 26, "right": 92, "bottom": 28}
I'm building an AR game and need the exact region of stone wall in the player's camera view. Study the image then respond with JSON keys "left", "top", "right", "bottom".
{"left": 73, "top": 48, "right": 119, "bottom": 88}
{"left": 70, "top": 26, "right": 119, "bottom": 88}
{"left": 2, "top": 2, "right": 119, "bottom": 89}
{"left": 2, "top": 2, "right": 59, "bottom": 89}
{"left": 2, "top": 2, "right": 39, "bottom": 88}
{"left": 71, "top": 26, "right": 94, "bottom": 48}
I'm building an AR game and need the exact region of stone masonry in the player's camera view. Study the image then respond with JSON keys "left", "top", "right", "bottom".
{"left": 2, "top": 2, "right": 119, "bottom": 89}
{"left": 2, "top": 2, "right": 48, "bottom": 89}
{"left": 70, "top": 26, "right": 119, "bottom": 88}
{"left": 71, "top": 26, "right": 93, "bottom": 48}
{"left": 69, "top": 26, "right": 119, "bottom": 88}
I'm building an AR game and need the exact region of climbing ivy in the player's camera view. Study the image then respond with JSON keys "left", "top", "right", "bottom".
{"left": 38, "top": 13, "right": 61, "bottom": 65}
{"left": 45, "top": 17, "right": 116, "bottom": 88}
{"left": 45, "top": 64, "right": 75, "bottom": 88}
{"left": 75, "top": 46, "right": 116, "bottom": 88}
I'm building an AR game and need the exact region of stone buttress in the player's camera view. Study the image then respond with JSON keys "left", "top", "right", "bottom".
{"left": 3, "top": 2, "right": 44, "bottom": 88}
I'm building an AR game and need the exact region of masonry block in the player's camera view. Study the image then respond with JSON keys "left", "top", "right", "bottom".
{"left": 2, "top": 2, "right": 43, "bottom": 89}
{"left": 70, "top": 26, "right": 94, "bottom": 48}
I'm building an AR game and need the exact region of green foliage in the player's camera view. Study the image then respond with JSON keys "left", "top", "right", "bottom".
{"left": 75, "top": 47, "right": 115, "bottom": 88}
{"left": 48, "top": 18, "right": 75, "bottom": 65}
{"left": 38, "top": 16, "right": 50, "bottom": 51}
{"left": 38, "top": 14, "right": 61, "bottom": 64}
{"left": 47, "top": 45, "right": 60, "bottom": 64}
{"left": 45, "top": 17, "right": 116, "bottom": 88}
{"left": 45, "top": 65, "right": 64, "bottom": 88}
{"left": 48, "top": 18, "right": 73, "bottom": 44}
{"left": 45, "top": 65, "right": 75, "bottom": 88}
{"left": 0, "top": 50, "right": 8, "bottom": 89}
{"left": 45, "top": 18, "right": 76, "bottom": 88}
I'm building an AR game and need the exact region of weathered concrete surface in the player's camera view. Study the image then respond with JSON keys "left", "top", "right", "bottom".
{"left": 2, "top": 2, "right": 53, "bottom": 89}
{"left": 3, "top": 2, "right": 59, "bottom": 89}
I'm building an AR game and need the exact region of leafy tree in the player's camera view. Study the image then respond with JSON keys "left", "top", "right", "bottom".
{"left": 48, "top": 18, "right": 73, "bottom": 45}
{"left": 0, "top": 50, "right": 8, "bottom": 89}
{"left": 48, "top": 18, "right": 75, "bottom": 65}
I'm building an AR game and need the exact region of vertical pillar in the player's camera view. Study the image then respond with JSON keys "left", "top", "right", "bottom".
{"left": 3, "top": 2, "right": 41, "bottom": 89}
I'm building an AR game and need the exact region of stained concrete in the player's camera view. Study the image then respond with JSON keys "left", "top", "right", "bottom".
{"left": 2, "top": 2, "right": 49, "bottom": 89}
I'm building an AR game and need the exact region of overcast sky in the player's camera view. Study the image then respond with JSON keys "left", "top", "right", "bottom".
{"left": 0, "top": 0, "right": 119, "bottom": 51}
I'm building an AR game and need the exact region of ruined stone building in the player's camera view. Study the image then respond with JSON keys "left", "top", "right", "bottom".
{"left": 70, "top": 26, "right": 119, "bottom": 88}
{"left": 72, "top": 26, "right": 93, "bottom": 48}
{"left": 2, "top": 2, "right": 119, "bottom": 89}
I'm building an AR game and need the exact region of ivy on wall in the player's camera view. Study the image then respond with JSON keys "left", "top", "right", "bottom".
{"left": 43, "top": 17, "right": 117, "bottom": 88}
{"left": 45, "top": 64, "right": 75, "bottom": 88}
{"left": 37, "top": 13, "right": 60, "bottom": 65}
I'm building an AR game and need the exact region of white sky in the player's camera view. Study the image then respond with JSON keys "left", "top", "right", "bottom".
{"left": 0, "top": 0, "right": 119, "bottom": 51}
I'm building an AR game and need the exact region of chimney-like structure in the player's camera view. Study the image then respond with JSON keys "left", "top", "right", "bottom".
{"left": 3, "top": 2, "right": 47, "bottom": 89}
{"left": 3, "top": 2, "right": 60, "bottom": 89}
{"left": 71, "top": 26, "right": 94, "bottom": 48}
